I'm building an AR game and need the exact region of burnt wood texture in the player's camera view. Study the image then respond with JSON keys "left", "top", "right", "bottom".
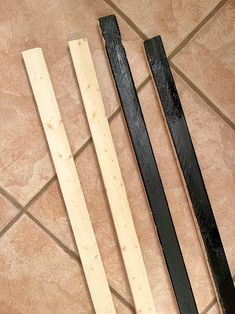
{"left": 144, "top": 36, "right": 235, "bottom": 313}
{"left": 99, "top": 15, "right": 198, "bottom": 314}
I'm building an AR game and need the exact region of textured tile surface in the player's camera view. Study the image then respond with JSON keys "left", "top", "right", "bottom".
{"left": 0, "top": 215, "right": 94, "bottom": 313}
{"left": 172, "top": 0, "right": 235, "bottom": 123}
{"left": 111, "top": 0, "right": 220, "bottom": 52}
{"left": 0, "top": 0, "right": 147, "bottom": 206}
{"left": 0, "top": 215, "right": 132, "bottom": 313}
{"left": 0, "top": 194, "right": 19, "bottom": 232}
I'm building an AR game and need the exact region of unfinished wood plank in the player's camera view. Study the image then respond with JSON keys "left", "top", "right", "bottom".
{"left": 99, "top": 15, "right": 198, "bottom": 314}
{"left": 144, "top": 36, "right": 235, "bottom": 314}
{"left": 22, "top": 48, "right": 116, "bottom": 314}
{"left": 69, "top": 38, "right": 156, "bottom": 313}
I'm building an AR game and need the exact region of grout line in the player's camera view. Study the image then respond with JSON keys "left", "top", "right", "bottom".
{"left": 109, "top": 105, "right": 121, "bottom": 121}
{"left": 201, "top": 275, "right": 235, "bottom": 314}
{"left": 168, "top": 0, "right": 228, "bottom": 60}
{"left": 170, "top": 61, "right": 235, "bottom": 131}
{"left": 0, "top": 105, "right": 122, "bottom": 212}
{"left": 0, "top": 210, "right": 25, "bottom": 238}
{"left": 26, "top": 210, "right": 135, "bottom": 312}
{"left": 201, "top": 298, "right": 217, "bottom": 314}
{"left": 109, "top": 286, "right": 135, "bottom": 312}
{"left": 74, "top": 137, "right": 93, "bottom": 160}
{"left": 23, "top": 175, "right": 57, "bottom": 210}
{"left": 104, "top": 0, "right": 147, "bottom": 40}
{"left": 0, "top": 186, "right": 24, "bottom": 210}
{"left": 0, "top": 94, "right": 129, "bottom": 248}
{"left": 0, "top": 104, "right": 132, "bottom": 309}
{"left": 137, "top": 75, "right": 151, "bottom": 92}
{"left": 26, "top": 211, "right": 80, "bottom": 261}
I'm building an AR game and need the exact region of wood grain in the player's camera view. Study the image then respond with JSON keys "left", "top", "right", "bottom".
{"left": 22, "top": 47, "right": 116, "bottom": 314}
{"left": 144, "top": 36, "right": 235, "bottom": 314}
{"left": 69, "top": 38, "right": 156, "bottom": 313}
{"left": 99, "top": 15, "right": 198, "bottom": 314}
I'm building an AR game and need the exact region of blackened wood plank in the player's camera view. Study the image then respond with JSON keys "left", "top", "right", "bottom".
{"left": 99, "top": 15, "right": 198, "bottom": 314}
{"left": 144, "top": 36, "right": 235, "bottom": 314}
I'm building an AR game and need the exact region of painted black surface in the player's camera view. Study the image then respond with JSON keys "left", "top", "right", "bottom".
{"left": 99, "top": 15, "right": 198, "bottom": 314}
{"left": 144, "top": 36, "right": 235, "bottom": 313}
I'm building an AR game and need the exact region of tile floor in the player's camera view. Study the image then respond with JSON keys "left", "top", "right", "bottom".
{"left": 0, "top": 0, "right": 234, "bottom": 313}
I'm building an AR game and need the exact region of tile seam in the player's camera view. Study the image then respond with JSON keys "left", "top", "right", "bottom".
{"left": 170, "top": 61, "right": 235, "bottom": 131}
{"left": 0, "top": 210, "right": 24, "bottom": 238}
{"left": 0, "top": 104, "right": 135, "bottom": 311}
{"left": 104, "top": 0, "right": 148, "bottom": 40}
{"left": 0, "top": 186, "right": 24, "bottom": 210}
{"left": 168, "top": 0, "right": 228, "bottom": 60}
{"left": 201, "top": 276, "right": 235, "bottom": 314}
{"left": 25, "top": 211, "right": 135, "bottom": 312}
{"left": 0, "top": 105, "right": 122, "bottom": 210}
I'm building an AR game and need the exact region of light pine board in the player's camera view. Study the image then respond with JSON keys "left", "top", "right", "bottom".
{"left": 22, "top": 48, "right": 116, "bottom": 314}
{"left": 69, "top": 38, "right": 156, "bottom": 313}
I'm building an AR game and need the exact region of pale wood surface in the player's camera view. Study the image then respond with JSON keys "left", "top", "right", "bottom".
{"left": 69, "top": 38, "right": 156, "bottom": 313}
{"left": 22, "top": 47, "right": 116, "bottom": 314}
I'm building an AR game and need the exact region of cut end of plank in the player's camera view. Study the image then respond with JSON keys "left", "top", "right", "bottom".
{"left": 68, "top": 38, "right": 88, "bottom": 48}
{"left": 98, "top": 15, "right": 120, "bottom": 40}
{"left": 144, "top": 35, "right": 162, "bottom": 51}
{"left": 144, "top": 36, "right": 168, "bottom": 70}
{"left": 22, "top": 47, "right": 43, "bottom": 58}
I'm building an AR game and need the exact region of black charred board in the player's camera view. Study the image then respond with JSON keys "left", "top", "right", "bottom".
{"left": 99, "top": 15, "right": 198, "bottom": 314}
{"left": 144, "top": 35, "right": 235, "bottom": 313}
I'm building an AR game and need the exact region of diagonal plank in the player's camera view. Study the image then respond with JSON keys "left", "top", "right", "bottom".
{"left": 22, "top": 48, "right": 116, "bottom": 314}
{"left": 69, "top": 38, "right": 156, "bottom": 313}
{"left": 99, "top": 15, "right": 199, "bottom": 314}
{"left": 144, "top": 36, "right": 235, "bottom": 314}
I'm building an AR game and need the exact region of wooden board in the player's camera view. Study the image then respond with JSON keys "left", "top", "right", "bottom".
{"left": 99, "top": 15, "right": 198, "bottom": 314}
{"left": 22, "top": 48, "right": 116, "bottom": 314}
{"left": 69, "top": 38, "right": 156, "bottom": 313}
{"left": 144, "top": 36, "right": 235, "bottom": 314}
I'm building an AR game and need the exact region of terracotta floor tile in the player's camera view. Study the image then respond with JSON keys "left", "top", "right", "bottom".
{"left": 0, "top": 194, "right": 19, "bottom": 232}
{"left": 0, "top": 0, "right": 148, "bottom": 207}
{"left": 0, "top": 214, "right": 132, "bottom": 313}
{"left": 111, "top": 0, "right": 220, "bottom": 53}
{"left": 0, "top": 215, "right": 94, "bottom": 313}
{"left": 172, "top": 0, "right": 235, "bottom": 123}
